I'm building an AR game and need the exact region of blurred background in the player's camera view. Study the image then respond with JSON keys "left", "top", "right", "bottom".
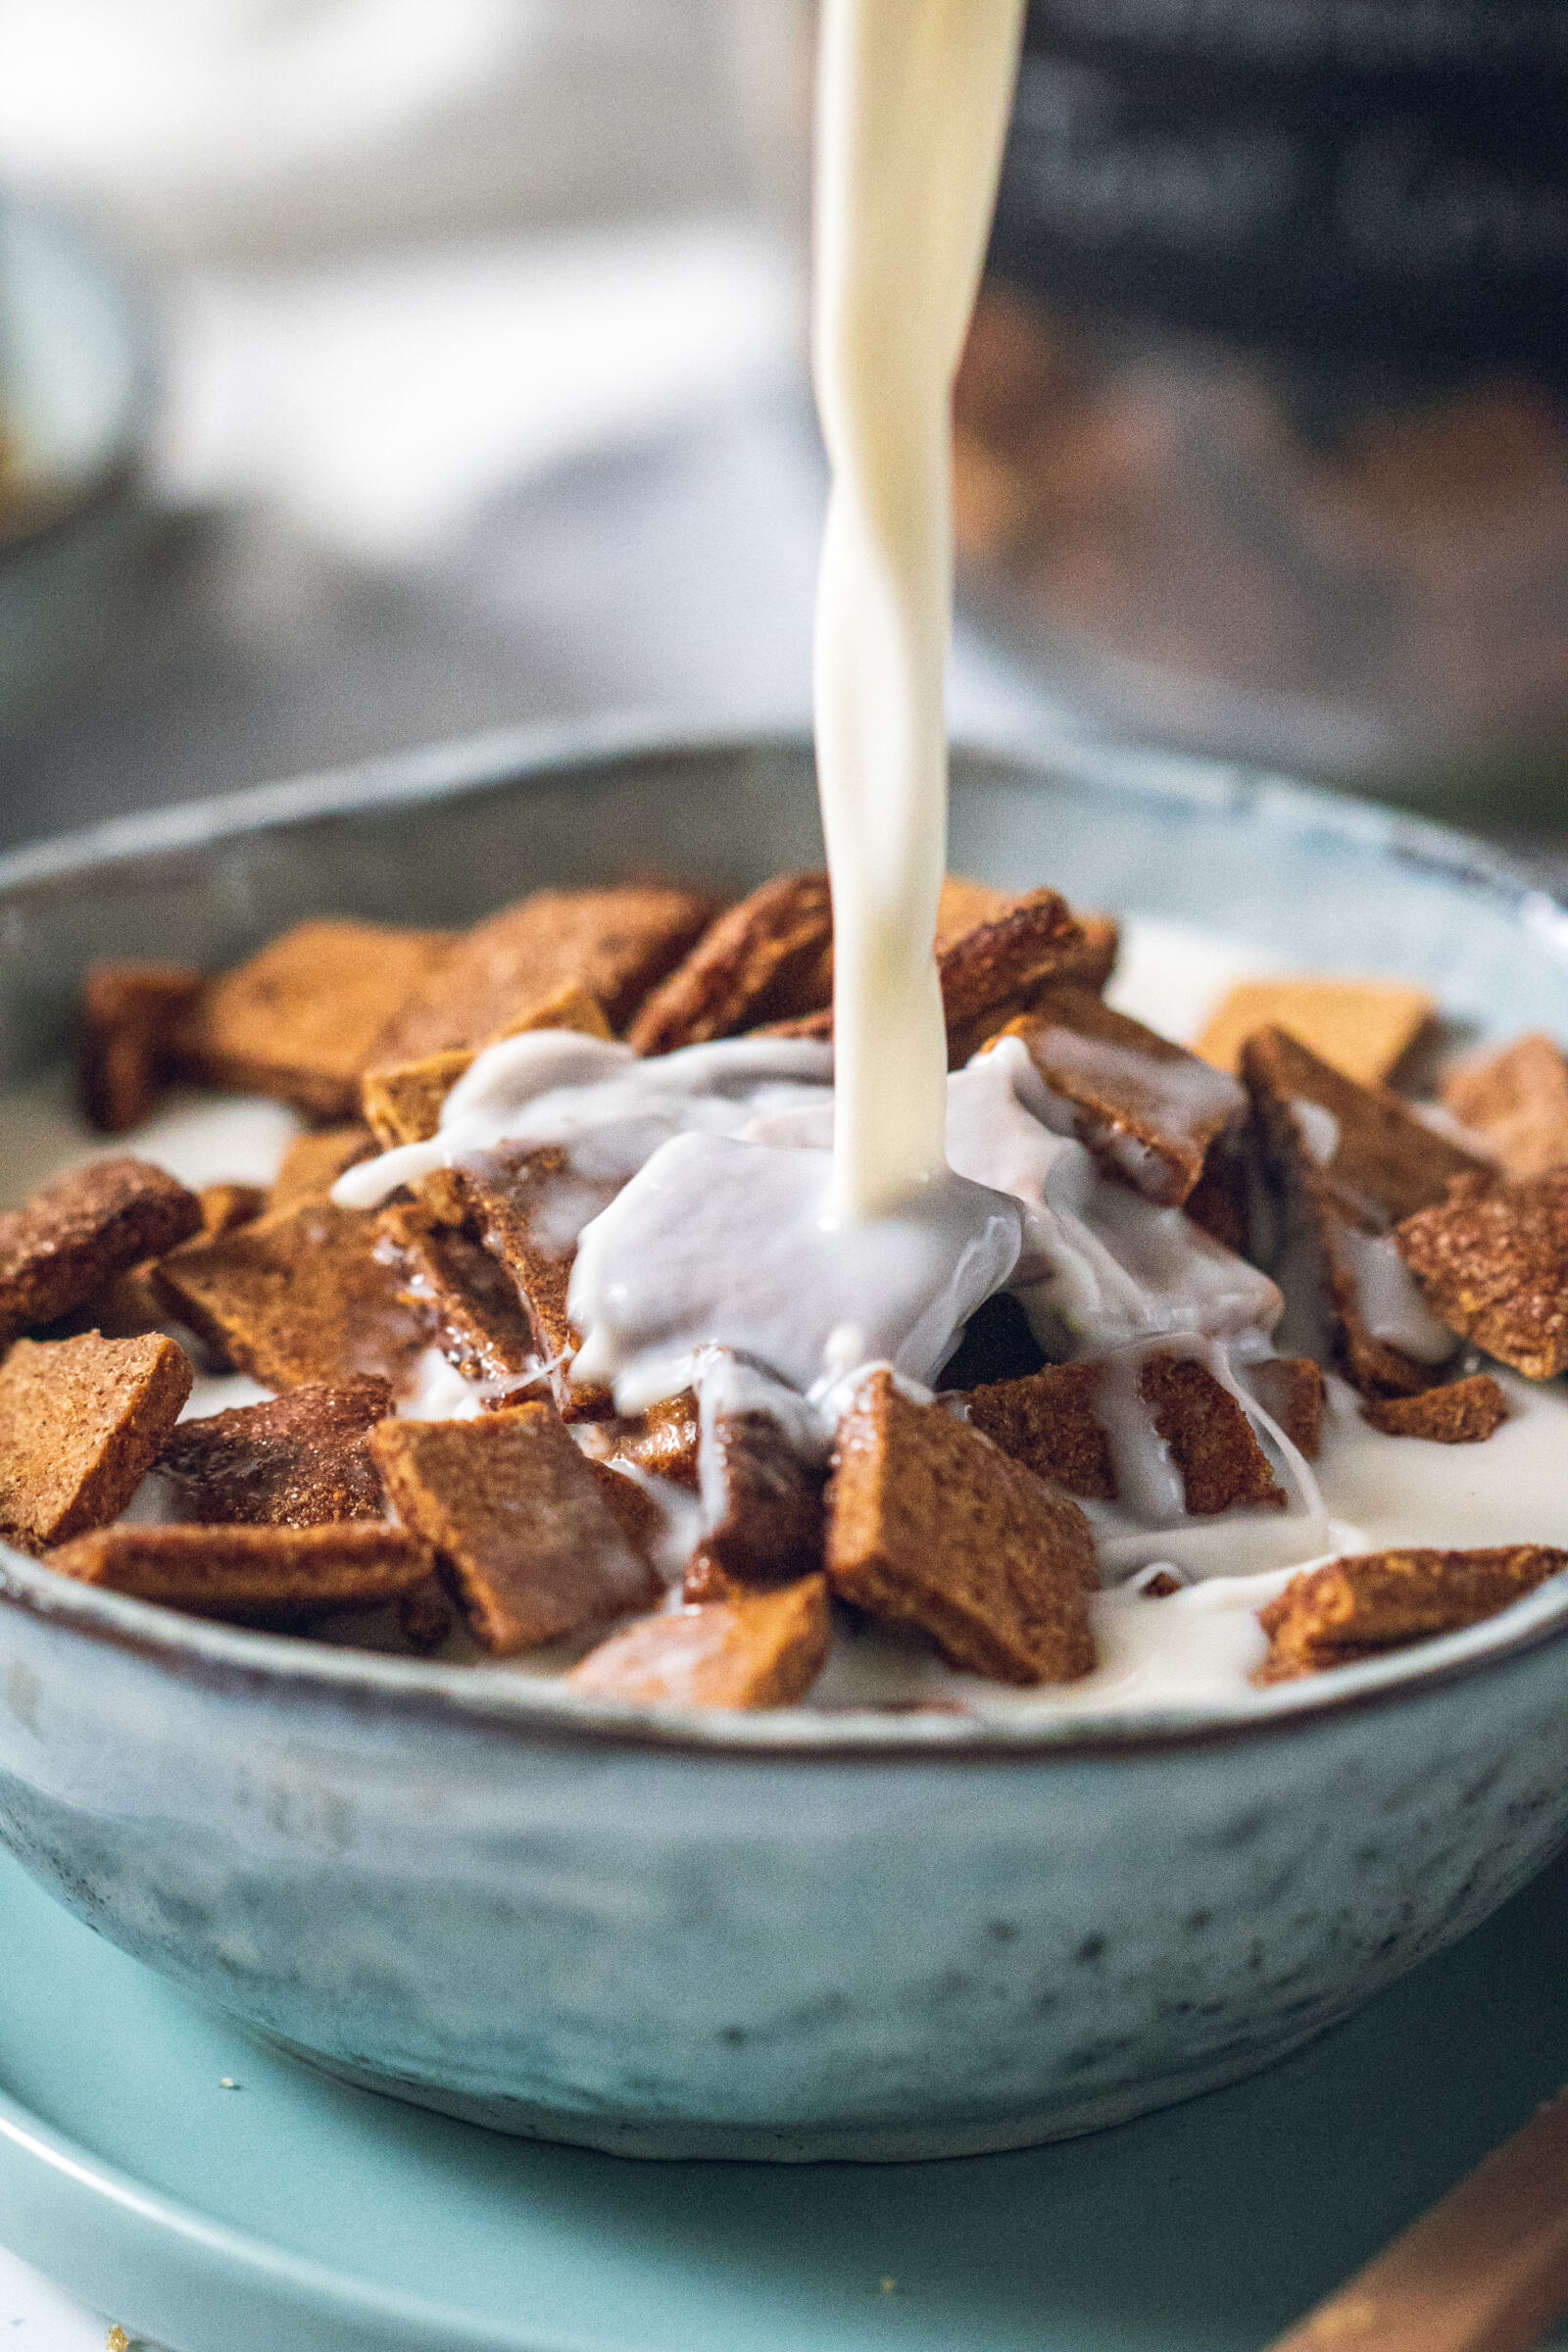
{"left": 1, "top": 0, "right": 1566, "bottom": 857}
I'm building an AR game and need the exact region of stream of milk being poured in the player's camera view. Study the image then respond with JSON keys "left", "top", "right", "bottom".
{"left": 813, "top": 0, "right": 1027, "bottom": 1217}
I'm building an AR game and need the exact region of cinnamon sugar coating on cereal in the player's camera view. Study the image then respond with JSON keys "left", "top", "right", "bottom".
{"left": 1397, "top": 1169, "right": 1568, "bottom": 1380}
{"left": 1240, "top": 1354, "right": 1325, "bottom": 1460}
{"left": 369, "top": 885, "right": 717, "bottom": 1059}
{"left": 992, "top": 984, "right": 1246, "bottom": 1205}
{"left": 683, "top": 1384, "right": 826, "bottom": 1600}
{"left": 153, "top": 1199, "right": 424, "bottom": 1392}
{"left": 175, "top": 920, "right": 455, "bottom": 1120}
{"left": 961, "top": 1361, "right": 1115, "bottom": 1500}
{"left": 80, "top": 960, "right": 206, "bottom": 1133}
{"left": 376, "top": 1200, "right": 543, "bottom": 1404}
{"left": 826, "top": 1369, "right": 1097, "bottom": 1685}
{"left": 156, "top": 1379, "right": 394, "bottom": 1528}
{"left": 362, "top": 980, "right": 611, "bottom": 1148}
{"left": 628, "top": 872, "right": 834, "bottom": 1054}
{"left": 1254, "top": 1544, "right": 1568, "bottom": 1684}
{"left": 1360, "top": 1372, "right": 1508, "bottom": 1444}
{"left": 370, "top": 1404, "right": 658, "bottom": 1654}
{"left": 569, "top": 1575, "right": 831, "bottom": 1709}
{"left": 268, "top": 1127, "right": 374, "bottom": 1215}
{"left": 1442, "top": 1033, "right": 1568, "bottom": 1181}
{"left": 1139, "top": 1349, "right": 1286, "bottom": 1517}
{"left": 0, "top": 1331, "right": 192, "bottom": 1551}
{"left": 0, "top": 1157, "right": 201, "bottom": 1348}
{"left": 46, "top": 1520, "right": 433, "bottom": 1628}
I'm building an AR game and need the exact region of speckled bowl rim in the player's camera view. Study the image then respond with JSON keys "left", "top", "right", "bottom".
{"left": 3, "top": 710, "right": 1568, "bottom": 1761}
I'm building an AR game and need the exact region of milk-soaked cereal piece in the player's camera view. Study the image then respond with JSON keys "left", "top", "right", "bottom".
{"left": 361, "top": 980, "right": 611, "bottom": 1148}
{"left": 1139, "top": 1349, "right": 1286, "bottom": 1517}
{"left": 370, "top": 1405, "right": 658, "bottom": 1653}
{"left": 1360, "top": 1373, "right": 1508, "bottom": 1444}
{"left": 682, "top": 1373, "right": 826, "bottom": 1600}
{"left": 628, "top": 872, "right": 835, "bottom": 1054}
{"left": 961, "top": 1361, "right": 1115, "bottom": 1500}
{"left": 154, "top": 1200, "right": 424, "bottom": 1392}
{"left": 376, "top": 1200, "right": 543, "bottom": 1404}
{"left": 993, "top": 983, "right": 1246, "bottom": 1205}
{"left": 826, "top": 1369, "right": 1097, "bottom": 1685}
{"left": 1442, "top": 1033, "right": 1568, "bottom": 1181}
{"left": 1255, "top": 1544, "right": 1568, "bottom": 1684}
{"left": 569, "top": 1576, "right": 831, "bottom": 1709}
{"left": 1198, "top": 977, "right": 1435, "bottom": 1087}
{"left": 0, "top": 1157, "right": 201, "bottom": 1348}
{"left": 1239, "top": 1355, "right": 1326, "bottom": 1460}
{"left": 46, "top": 1521, "right": 433, "bottom": 1628}
{"left": 369, "top": 885, "right": 717, "bottom": 1058}
{"left": 0, "top": 1331, "right": 192, "bottom": 1551}
{"left": 1397, "top": 1168, "right": 1568, "bottom": 1381}
{"left": 157, "top": 1379, "right": 394, "bottom": 1527}
{"left": 79, "top": 960, "right": 205, "bottom": 1133}
{"left": 175, "top": 920, "right": 455, "bottom": 1120}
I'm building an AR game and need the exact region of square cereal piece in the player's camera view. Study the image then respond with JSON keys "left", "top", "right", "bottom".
{"left": 628, "top": 872, "right": 834, "bottom": 1054}
{"left": 79, "top": 960, "right": 206, "bottom": 1134}
{"left": 1197, "top": 977, "right": 1436, "bottom": 1087}
{"left": 434, "top": 1144, "right": 618, "bottom": 1418}
{"left": 961, "top": 1361, "right": 1115, "bottom": 1500}
{"left": 1239, "top": 1355, "right": 1326, "bottom": 1460}
{"left": 1397, "top": 1169, "right": 1568, "bottom": 1380}
{"left": 0, "top": 1157, "right": 202, "bottom": 1348}
{"left": 66, "top": 1178, "right": 269, "bottom": 1343}
{"left": 361, "top": 979, "right": 611, "bottom": 1149}
{"left": 175, "top": 920, "right": 456, "bottom": 1120}
{"left": 268, "top": 1127, "right": 374, "bottom": 1215}
{"left": 156, "top": 1378, "right": 394, "bottom": 1527}
{"left": 46, "top": 1521, "right": 432, "bottom": 1628}
{"left": 992, "top": 984, "right": 1247, "bottom": 1205}
{"left": 1242, "top": 1026, "right": 1486, "bottom": 1396}
{"left": 376, "top": 1200, "right": 543, "bottom": 1402}
{"left": 1359, "top": 1371, "right": 1508, "bottom": 1443}
{"left": 826, "top": 1368, "right": 1097, "bottom": 1685}
{"left": 152, "top": 1199, "right": 425, "bottom": 1393}
{"left": 1442, "top": 1033, "right": 1568, "bottom": 1180}
{"left": 0, "top": 1331, "right": 192, "bottom": 1550}
{"left": 1138, "top": 1349, "right": 1285, "bottom": 1516}
{"left": 683, "top": 1378, "right": 826, "bottom": 1600}
{"left": 370, "top": 1405, "right": 659, "bottom": 1653}
{"left": 1254, "top": 1543, "right": 1568, "bottom": 1684}
{"left": 369, "top": 885, "right": 718, "bottom": 1059}
{"left": 569, "top": 1576, "right": 831, "bottom": 1709}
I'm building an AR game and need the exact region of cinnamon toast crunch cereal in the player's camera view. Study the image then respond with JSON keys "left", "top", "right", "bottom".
{"left": 47, "top": 1521, "right": 433, "bottom": 1627}
{"left": 0, "top": 1330, "right": 192, "bottom": 1551}
{"left": 569, "top": 1575, "right": 831, "bottom": 1708}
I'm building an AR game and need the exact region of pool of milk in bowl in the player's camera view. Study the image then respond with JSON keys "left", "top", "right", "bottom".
{"left": 7, "top": 913, "right": 1568, "bottom": 1720}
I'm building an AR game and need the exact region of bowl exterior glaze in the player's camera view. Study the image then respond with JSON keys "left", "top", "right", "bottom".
{"left": 1, "top": 725, "right": 1567, "bottom": 2160}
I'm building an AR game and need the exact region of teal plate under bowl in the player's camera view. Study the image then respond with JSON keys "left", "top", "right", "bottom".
{"left": 3, "top": 1838, "right": 1568, "bottom": 2352}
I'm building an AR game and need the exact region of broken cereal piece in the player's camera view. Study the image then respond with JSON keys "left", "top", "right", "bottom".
{"left": 376, "top": 1200, "right": 543, "bottom": 1402}
{"left": 1442, "top": 1033, "right": 1568, "bottom": 1180}
{"left": 46, "top": 1521, "right": 432, "bottom": 1628}
{"left": 80, "top": 960, "right": 206, "bottom": 1133}
{"left": 1242, "top": 1025, "right": 1486, "bottom": 1396}
{"left": 1138, "top": 1349, "right": 1286, "bottom": 1516}
{"left": 961, "top": 1361, "right": 1115, "bottom": 1500}
{"left": 361, "top": 980, "right": 610, "bottom": 1149}
{"left": 569, "top": 1575, "right": 831, "bottom": 1709}
{"left": 1198, "top": 977, "right": 1436, "bottom": 1087}
{"left": 156, "top": 1378, "right": 393, "bottom": 1527}
{"left": 152, "top": 1199, "right": 424, "bottom": 1392}
{"left": 268, "top": 1127, "right": 374, "bottom": 1215}
{"left": 175, "top": 920, "right": 455, "bottom": 1120}
{"left": 826, "top": 1368, "right": 1097, "bottom": 1685}
{"left": 369, "top": 1405, "right": 658, "bottom": 1653}
{"left": 1240, "top": 1355, "right": 1326, "bottom": 1461}
{"left": 369, "top": 884, "right": 717, "bottom": 1058}
{"left": 684, "top": 1381, "right": 825, "bottom": 1599}
{"left": 0, "top": 1157, "right": 201, "bottom": 1348}
{"left": 0, "top": 1331, "right": 192, "bottom": 1551}
{"left": 1360, "top": 1372, "right": 1508, "bottom": 1444}
{"left": 994, "top": 984, "right": 1246, "bottom": 1204}
{"left": 628, "top": 872, "right": 834, "bottom": 1054}
{"left": 434, "top": 1144, "right": 617, "bottom": 1418}
{"left": 1254, "top": 1544, "right": 1568, "bottom": 1684}
{"left": 1397, "top": 1169, "right": 1568, "bottom": 1380}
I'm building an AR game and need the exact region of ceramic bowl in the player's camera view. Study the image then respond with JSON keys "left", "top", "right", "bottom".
{"left": 2, "top": 723, "right": 1567, "bottom": 2163}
